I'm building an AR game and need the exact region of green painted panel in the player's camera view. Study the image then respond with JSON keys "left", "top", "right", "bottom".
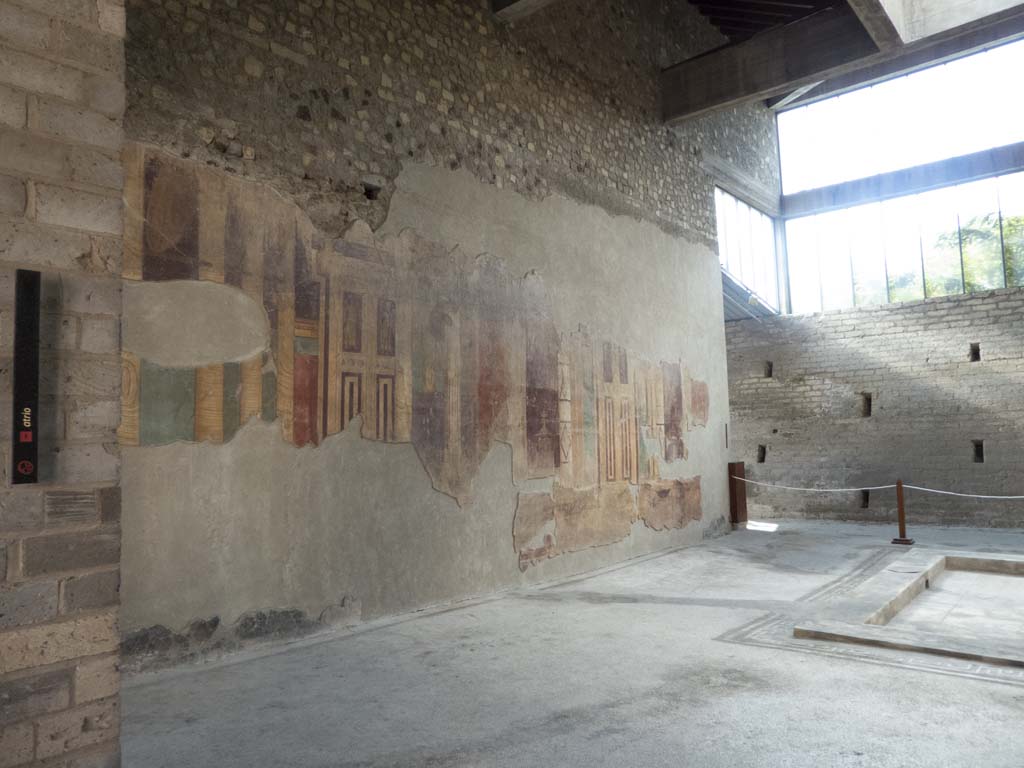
{"left": 140, "top": 361, "right": 195, "bottom": 445}
{"left": 294, "top": 336, "right": 319, "bottom": 356}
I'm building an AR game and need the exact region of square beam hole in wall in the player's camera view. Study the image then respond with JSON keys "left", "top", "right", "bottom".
{"left": 973, "top": 440, "right": 985, "bottom": 463}
{"left": 970, "top": 343, "right": 981, "bottom": 362}
{"left": 764, "top": 361, "right": 774, "bottom": 378}
{"left": 860, "top": 490, "right": 870, "bottom": 508}
{"left": 860, "top": 393, "right": 872, "bottom": 418}
{"left": 362, "top": 181, "right": 382, "bottom": 201}
{"left": 757, "top": 445, "right": 767, "bottom": 463}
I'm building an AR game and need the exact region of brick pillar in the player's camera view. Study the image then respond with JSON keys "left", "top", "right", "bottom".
{"left": 0, "top": 1, "right": 125, "bottom": 765}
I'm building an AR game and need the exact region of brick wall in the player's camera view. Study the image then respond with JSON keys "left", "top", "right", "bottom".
{"left": 0, "top": 0, "right": 124, "bottom": 764}
{"left": 726, "top": 289, "right": 1024, "bottom": 528}
{"left": 124, "top": 0, "right": 780, "bottom": 245}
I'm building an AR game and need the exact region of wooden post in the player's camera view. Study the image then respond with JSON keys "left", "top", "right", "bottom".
{"left": 892, "top": 478, "right": 914, "bottom": 545}
{"left": 728, "top": 461, "right": 748, "bottom": 529}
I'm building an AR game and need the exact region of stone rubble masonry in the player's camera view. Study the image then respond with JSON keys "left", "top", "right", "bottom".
{"left": 0, "top": 0, "right": 124, "bottom": 765}
{"left": 124, "top": 0, "right": 780, "bottom": 244}
{"left": 726, "top": 288, "right": 1024, "bottom": 527}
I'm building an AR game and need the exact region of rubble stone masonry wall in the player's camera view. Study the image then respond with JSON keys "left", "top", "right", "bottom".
{"left": 124, "top": 0, "right": 780, "bottom": 244}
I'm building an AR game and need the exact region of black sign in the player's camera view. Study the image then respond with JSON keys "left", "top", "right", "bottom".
{"left": 12, "top": 269, "right": 40, "bottom": 484}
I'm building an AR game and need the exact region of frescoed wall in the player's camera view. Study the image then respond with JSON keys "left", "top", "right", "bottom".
{"left": 120, "top": 146, "right": 730, "bottom": 659}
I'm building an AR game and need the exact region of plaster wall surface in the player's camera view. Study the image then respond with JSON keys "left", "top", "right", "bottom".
{"left": 726, "top": 289, "right": 1024, "bottom": 527}
{"left": 122, "top": 280, "right": 269, "bottom": 367}
{"left": 381, "top": 164, "right": 728, "bottom": 383}
{"left": 121, "top": 159, "right": 730, "bottom": 651}
{"left": 118, "top": 0, "right": 770, "bottom": 666}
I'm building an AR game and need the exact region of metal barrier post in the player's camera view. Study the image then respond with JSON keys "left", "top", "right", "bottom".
{"left": 892, "top": 478, "right": 914, "bottom": 545}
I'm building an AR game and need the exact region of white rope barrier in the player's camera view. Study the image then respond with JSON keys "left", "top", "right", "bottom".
{"left": 731, "top": 477, "right": 896, "bottom": 493}
{"left": 903, "top": 485, "right": 1024, "bottom": 500}
{"left": 732, "top": 475, "right": 1024, "bottom": 500}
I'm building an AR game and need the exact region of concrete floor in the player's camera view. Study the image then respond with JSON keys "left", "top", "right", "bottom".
{"left": 122, "top": 521, "right": 1024, "bottom": 768}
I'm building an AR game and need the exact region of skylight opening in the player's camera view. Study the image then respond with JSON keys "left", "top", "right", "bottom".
{"left": 778, "top": 39, "right": 1024, "bottom": 194}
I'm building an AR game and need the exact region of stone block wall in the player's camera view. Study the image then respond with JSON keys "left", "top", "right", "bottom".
{"left": 726, "top": 289, "right": 1024, "bottom": 527}
{"left": 0, "top": 0, "right": 124, "bottom": 764}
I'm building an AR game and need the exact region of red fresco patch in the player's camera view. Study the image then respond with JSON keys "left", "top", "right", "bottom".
{"left": 638, "top": 477, "right": 702, "bottom": 531}
{"left": 690, "top": 379, "right": 709, "bottom": 428}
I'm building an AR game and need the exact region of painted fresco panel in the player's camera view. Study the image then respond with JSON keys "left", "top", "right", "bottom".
{"left": 341, "top": 372, "right": 362, "bottom": 426}
{"left": 222, "top": 361, "right": 241, "bottom": 441}
{"left": 477, "top": 315, "right": 510, "bottom": 449}
{"left": 139, "top": 361, "right": 195, "bottom": 445}
{"left": 377, "top": 299, "right": 396, "bottom": 357}
{"left": 294, "top": 235, "right": 320, "bottom": 323}
{"left": 122, "top": 145, "right": 714, "bottom": 566}
{"left": 342, "top": 292, "right": 363, "bottom": 353}
{"left": 689, "top": 378, "right": 710, "bottom": 428}
{"left": 223, "top": 197, "right": 246, "bottom": 288}
{"left": 118, "top": 352, "right": 140, "bottom": 447}
{"left": 377, "top": 374, "right": 395, "bottom": 441}
{"left": 261, "top": 369, "right": 277, "bottom": 422}
{"left": 142, "top": 155, "right": 199, "bottom": 281}
{"left": 512, "top": 493, "right": 556, "bottom": 567}
{"left": 194, "top": 364, "right": 224, "bottom": 443}
{"left": 639, "top": 477, "right": 702, "bottom": 531}
{"left": 661, "top": 362, "right": 685, "bottom": 462}
{"left": 294, "top": 353, "right": 319, "bottom": 447}
{"left": 526, "top": 321, "right": 559, "bottom": 476}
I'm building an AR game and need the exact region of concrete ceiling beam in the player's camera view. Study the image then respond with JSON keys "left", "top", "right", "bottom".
{"left": 490, "top": 0, "right": 561, "bottom": 22}
{"left": 664, "top": 1, "right": 1024, "bottom": 123}
{"left": 661, "top": 5, "right": 878, "bottom": 124}
{"left": 846, "top": 0, "right": 905, "bottom": 50}
{"left": 770, "top": 6, "right": 1024, "bottom": 109}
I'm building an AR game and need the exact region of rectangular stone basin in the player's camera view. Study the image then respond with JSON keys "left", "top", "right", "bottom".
{"left": 794, "top": 550, "right": 1024, "bottom": 668}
